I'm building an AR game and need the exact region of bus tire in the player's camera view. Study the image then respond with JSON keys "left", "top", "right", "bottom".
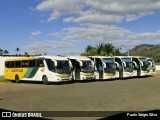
{"left": 42, "top": 76, "right": 50, "bottom": 85}
{"left": 15, "top": 75, "right": 20, "bottom": 83}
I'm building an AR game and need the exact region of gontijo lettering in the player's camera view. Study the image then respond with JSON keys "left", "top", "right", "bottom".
{"left": 11, "top": 69, "right": 23, "bottom": 72}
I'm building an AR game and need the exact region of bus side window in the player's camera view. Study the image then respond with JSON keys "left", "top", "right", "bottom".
{"left": 36, "top": 59, "right": 45, "bottom": 67}
{"left": 9, "top": 61, "right": 14, "bottom": 68}
{"left": 22, "top": 61, "right": 29, "bottom": 68}
{"left": 29, "top": 60, "right": 36, "bottom": 67}
{"left": 5, "top": 62, "right": 9, "bottom": 68}
{"left": 15, "top": 61, "right": 21, "bottom": 68}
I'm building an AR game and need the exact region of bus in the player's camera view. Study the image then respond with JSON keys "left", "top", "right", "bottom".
{"left": 114, "top": 56, "right": 137, "bottom": 78}
{"left": 4, "top": 56, "right": 72, "bottom": 84}
{"left": 89, "top": 56, "right": 118, "bottom": 80}
{"left": 146, "top": 57, "right": 156, "bottom": 75}
{"left": 67, "top": 56, "right": 95, "bottom": 80}
{"left": 132, "top": 56, "right": 153, "bottom": 76}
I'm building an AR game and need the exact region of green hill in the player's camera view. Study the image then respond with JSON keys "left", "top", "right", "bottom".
{"left": 129, "top": 44, "right": 160, "bottom": 62}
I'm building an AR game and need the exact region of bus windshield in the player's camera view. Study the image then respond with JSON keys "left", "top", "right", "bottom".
{"left": 81, "top": 61, "right": 94, "bottom": 73}
{"left": 102, "top": 58, "right": 115, "bottom": 73}
{"left": 121, "top": 58, "right": 133, "bottom": 72}
{"left": 56, "top": 60, "right": 71, "bottom": 74}
{"left": 46, "top": 59, "right": 71, "bottom": 74}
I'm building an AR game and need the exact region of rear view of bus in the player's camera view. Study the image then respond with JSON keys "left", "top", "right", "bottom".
{"left": 68, "top": 56, "right": 95, "bottom": 80}
{"left": 4, "top": 56, "right": 72, "bottom": 85}
{"left": 132, "top": 56, "right": 153, "bottom": 76}
{"left": 89, "top": 56, "right": 118, "bottom": 80}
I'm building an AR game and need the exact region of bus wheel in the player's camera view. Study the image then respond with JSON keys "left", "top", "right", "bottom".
{"left": 42, "top": 76, "right": 50, "bottom": 85}
{"left": 15, "top": 75, "right": 20, "bottom": 83}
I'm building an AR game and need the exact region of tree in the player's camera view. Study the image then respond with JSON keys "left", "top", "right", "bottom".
{"left": 4, "top": 50, "right": 9, "bottom": 55}
{"left": 15, "top": 47, "right": 20, "bottom": 55}
{"left": 81, "top": 43, "right": 123, "bottom": 56}
{"left": 82, "top": 45, "right": 97, "bottom": 56}
{"left": 96, "top": 43, "right": 106, "bottom": 56}
{"left": 0, "top": 49, "right": 3, "bottom": 55}
{"left": 104, "top": 43, "right": 115, "bottom": 56}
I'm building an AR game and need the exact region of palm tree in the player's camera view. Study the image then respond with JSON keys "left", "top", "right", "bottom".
{"left": 15, "top": 47, "right": 20, "bottom": 55}
{"left": 96, "top": 43, "right": 106, "bottom": 56}
{"left": 81, "top": 45, "right": 97, "bottom": 56}
{"left": 85, "top": 45, "right": 97, "bottom": 56}
{"left": 4, "top": 50, "right": 9, "bottom": 55}
{"left": 104, "top": 43, "right": 115, "bottom": 56}
{"left": 81, "top": 43, "right": 123, "bottom": 56}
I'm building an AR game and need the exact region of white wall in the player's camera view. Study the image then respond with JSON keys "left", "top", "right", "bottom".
{"left": 156, "top": 65, "right": 160, "bottom": 70}
{"left": 0, "top": 56, "right": 17, "bottom": 76}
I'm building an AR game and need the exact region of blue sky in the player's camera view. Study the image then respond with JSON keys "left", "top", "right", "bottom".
{"left": 1, "top": 0, "right": 160, "bottom": 55}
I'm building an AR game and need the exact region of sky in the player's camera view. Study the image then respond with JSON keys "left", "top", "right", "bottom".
{"left": 1, "top": 0, "right": 160, "bottom": 55}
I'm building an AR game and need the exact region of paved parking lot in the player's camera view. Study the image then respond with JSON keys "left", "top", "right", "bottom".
{"left": 0, "top": 75, "right": 160, "bottom": 119}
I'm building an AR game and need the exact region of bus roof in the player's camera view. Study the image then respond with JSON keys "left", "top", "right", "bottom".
{"left": 89, "top": 56, "right": 112, "bottom": 59}
{"left": 41, "top": 56, "right": 68, "bottom": 60}
{"left": 67, "top": 56, "right": 91, "bottom": 61}
{"left": 113, "top": 56, "right": 132, "bottom": 58}
{"left": 5, "top": 56, "right": 68, "bottom": 62}
{"left": 131, "top": 56, "right": 146, "bottom": 58}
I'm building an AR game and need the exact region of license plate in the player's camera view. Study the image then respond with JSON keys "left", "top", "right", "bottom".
{"left": 107, "top": 73, "right": 113, "bottom": 76}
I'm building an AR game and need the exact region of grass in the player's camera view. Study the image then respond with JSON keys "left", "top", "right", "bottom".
{"left": 156, "top": 70, "right": 160, "bottom": 75}
{"left": 0, "top": 76, "right": 6, "bottom": 82}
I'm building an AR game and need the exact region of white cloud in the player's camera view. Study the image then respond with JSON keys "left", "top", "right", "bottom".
{"left": 128, "top": 32, "right": 160, "bottom": 40}
{"left": 36, "top": 0, "right": 160, "bottom": 24}
{"left": 64, "top": 14, "right": 123, "bottom": 25}
{"left": 31, "top": 31, "right": 42, "bottom": 36}
{"left": 32, "top": 0, "right": 160, "bottom": 54}
{"left": 25, "top": 40, "right": 73, "bottom": 55}
{"left": 50, "top": 25, "right": 160, "bottom": 49}
{"left": 36, "top": 0, "right": 84, "bottom": 22}
{"left": 47, "top": 11, "right": 61, "bottom": 22}
{"left": 51, "top": 25, "right": 133, "bottom": 42}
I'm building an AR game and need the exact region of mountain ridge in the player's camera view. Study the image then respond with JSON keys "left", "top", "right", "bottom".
{"left": 129, "top": 44, "right": 160, "bottom": 61}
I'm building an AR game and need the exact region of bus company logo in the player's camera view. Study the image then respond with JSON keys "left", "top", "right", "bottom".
{"left": 11, "top": 69, "right": 23, "bottom": 72}
{"left": 2, "top": 112, "right": 11, "bottom": 117}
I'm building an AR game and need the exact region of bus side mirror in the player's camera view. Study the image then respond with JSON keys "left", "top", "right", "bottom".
{"left": 122, "top": 62, "right": 126, "bottom": 67}
{"left": 140, "top": 61, "right": 143, "bottom": 66}
{"left": 53, "top": 60, "right": 57, "bottom": 66}
{"left": 102, "top": 62, "right": 106, "bottom": 68}
{"left": 115, "top": 62, "right": 119, "bottom": 68}
{"left": 148, "top": 61, "right": 152, "bottom": 66}
{"left": 91, "top": 61, "right": 94, "bottom": 66}
{"left": 77, "top": 60, "right": 82, "bottom": 66}
{"left": 133, "top": 61, "right": 137, "bottom": 67}
{"left": 69, "top": 60, "right": 73, "bottom": 68}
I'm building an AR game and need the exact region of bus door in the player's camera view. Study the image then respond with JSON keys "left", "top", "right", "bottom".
{"left": 95, "top": 58, "right": 103, "bottom": 79}
{"left": 115, "top": 58, "right": 123, "bottom": 78}
{"left": 70, "top": 59, "right": 81, "bottom": 80}
{"left": 132, "top": 58, "right": 141, "bottom": 76}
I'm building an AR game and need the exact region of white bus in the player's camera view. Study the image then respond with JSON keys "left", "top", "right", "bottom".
{"left": 89, "top": 56, "right": 118, "bottom": 80}
{"left": 132, "top": 56, "right": 153, "bottom": 76}
{"left": 5, "top": 56, "right": 72, "bottom": 84}
{"left": 146, "top": 57, "right": 156, "bottom": 75}
{"left": 67, "top": 56, "right": 95, "bottom": 80}
{"left": 114, "top": 56, "right": 137, "bottom": 78}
